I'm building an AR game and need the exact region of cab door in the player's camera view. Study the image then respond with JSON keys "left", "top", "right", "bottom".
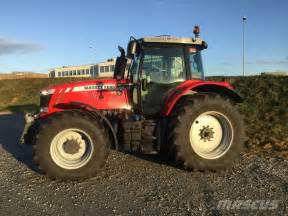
{"left": 140, "top": 46, "right": 187, "bottom": 117}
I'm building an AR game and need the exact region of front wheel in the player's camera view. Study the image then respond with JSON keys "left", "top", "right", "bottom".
{"left": 33, "top": 111, "right": 110, "bottom": 180}
{"left": 168, "top": 94, "right": 245, "bottom": 170}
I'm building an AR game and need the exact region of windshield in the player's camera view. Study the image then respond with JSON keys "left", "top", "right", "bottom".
{"left": 189, "top": 49, "right": 204, "bottom": 79}
{"left": 142, "top": 46, "right": 185, "bottom": 84}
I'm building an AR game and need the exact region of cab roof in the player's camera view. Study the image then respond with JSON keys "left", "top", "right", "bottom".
{"left": 139, "top": 36, "right": 205, "bottom": 46}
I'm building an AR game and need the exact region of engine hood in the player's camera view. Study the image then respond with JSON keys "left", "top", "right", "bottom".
{"left": 41, "top": 78, "right": 131, "bottom": 114}
{"left": 43, "top": 79, "right": 129, "bottom": 93}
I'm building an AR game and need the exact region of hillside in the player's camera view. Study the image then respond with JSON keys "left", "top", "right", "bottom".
{"left": 0, "top": 72, "right": 47, "bottom": 80}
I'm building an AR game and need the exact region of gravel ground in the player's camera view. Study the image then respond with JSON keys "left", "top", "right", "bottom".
{"left": 0, "top": 113, "right": 287, "bottom": 216}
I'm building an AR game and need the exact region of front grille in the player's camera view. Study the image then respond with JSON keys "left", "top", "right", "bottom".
{"left": 40, "top": 94, "right": 52, "bottom": 108}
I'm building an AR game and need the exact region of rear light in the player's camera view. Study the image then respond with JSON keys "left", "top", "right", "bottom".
{"left": 193, "top": 25, "right": 200, "bottom": 38}
{"left": 193, "top": 25, "right": 200, "bottom": 34}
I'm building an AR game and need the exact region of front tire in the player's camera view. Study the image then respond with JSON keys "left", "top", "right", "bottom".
{"left": 168, "top": 94, "right": 245, "bottom": 170}
{"left": 34, "top": 110, "right": 110, "bottom": 180}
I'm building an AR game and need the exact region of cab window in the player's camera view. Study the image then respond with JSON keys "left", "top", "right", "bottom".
{"left": 143, "top": 46, "right": 185, "bottom": 84}
{"left": 189, "top": 47, "right": 204, "bottom": 79}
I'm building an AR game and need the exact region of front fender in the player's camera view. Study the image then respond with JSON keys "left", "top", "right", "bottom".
{"left": 33, "top": 102, "right": 119, "bottom": 150}
{"left": 55, "top": 102, "right": 119, "bottom": 150}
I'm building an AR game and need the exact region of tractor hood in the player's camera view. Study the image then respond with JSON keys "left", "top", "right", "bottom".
{"left": 40, "top": 79, "right": 131, "bottom": 115}
{"left": 43, "top": 79, "right": 128, "bottom": 93}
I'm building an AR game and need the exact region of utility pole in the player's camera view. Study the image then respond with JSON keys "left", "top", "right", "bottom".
{"left": 242, "top": 16, "right": 247, "bottom": 76}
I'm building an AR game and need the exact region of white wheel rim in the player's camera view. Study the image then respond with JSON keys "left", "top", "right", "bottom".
{"left": 50, "top": 128, "right": 94, "bottom": 170}
{"left": 189, "top": 111, "right": 234, "bottom": 159}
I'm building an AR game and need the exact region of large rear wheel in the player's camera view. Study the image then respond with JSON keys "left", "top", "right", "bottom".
{"left": 33, "top": 110, "right": 110, "bottom": 180}
{"left": 168, "top": 94, "right": 245, "bottom": 170}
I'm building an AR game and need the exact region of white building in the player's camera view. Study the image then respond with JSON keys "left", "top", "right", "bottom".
{"left": 49, "top": 59, "right": 115, "bottom": 78}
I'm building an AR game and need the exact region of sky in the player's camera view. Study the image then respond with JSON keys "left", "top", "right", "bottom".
{"left": 0, "top": 0, "right": 287, "bottom": 76}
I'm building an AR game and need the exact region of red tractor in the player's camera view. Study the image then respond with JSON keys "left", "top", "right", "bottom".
{"left": 21, "top": 27, "right": 245, "bottom": 180}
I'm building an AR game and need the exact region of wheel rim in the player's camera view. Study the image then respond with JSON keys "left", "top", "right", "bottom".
{"left": 189, "top": 111, "right": 234, "bottom": 159}
{"left": 50, "top": 128, "right": 94, "bottom": 170}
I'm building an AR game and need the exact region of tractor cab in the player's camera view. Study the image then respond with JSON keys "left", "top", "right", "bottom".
{"left": 114, "top": 27, "right": 208, "bottom": 116}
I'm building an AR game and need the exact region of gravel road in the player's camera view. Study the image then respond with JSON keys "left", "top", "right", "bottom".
{"left": 0, "top": 113, "right": 287, "bottom": 216}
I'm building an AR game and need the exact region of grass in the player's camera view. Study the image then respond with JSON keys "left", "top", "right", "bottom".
{"left": 0, "top": 78, "right": 91, "bottom": 113}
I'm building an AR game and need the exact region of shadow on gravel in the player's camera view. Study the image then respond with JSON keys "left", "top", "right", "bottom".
{"left": 0, "top": 113, "right": 40, "bottom": 173}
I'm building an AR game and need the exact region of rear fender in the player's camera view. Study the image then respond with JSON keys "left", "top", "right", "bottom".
{"left": 162, "top": 82, "right": 243, "bottom": 116}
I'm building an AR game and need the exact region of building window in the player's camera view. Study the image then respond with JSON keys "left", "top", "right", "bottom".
{"left": 93, "top": 66, "right": 98, "bottom": 76}
{"left": 73, "top": 70, "right": 76, "bottom": 75}
{"left": 95, "top": 66, "right": 98, "bottom": 74}
{"left": 105, "top": 66, "right": 109, "bottom": 72}
{"left": 100, "top": 66, "right": 104, "bottom": 73}
{"left": 62, "top": 71, "right": 65, "bottom": 77}
{"left": 65, "top": 71, "right": 68, "bottom": 76}
{"left": 110, "top": 65, "right": 115, "bottom": 72}
{"left": 86, "top": 69, "right": 89, "bottom": 74}
{"left": 69, "top": 71, "right": 72, "bottom": 76}
{"left": 58, "top": 72, "right": 61, "bottom": 77}
{"left": 77, "top": 70, "right": 80, "bottom": 75}
{"left": 81, "top": 70, "right": 85, "bottom": 75}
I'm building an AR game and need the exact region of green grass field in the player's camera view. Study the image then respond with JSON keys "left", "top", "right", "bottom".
{"left": 0, "top": 78, "right": 90, "bottom": 112}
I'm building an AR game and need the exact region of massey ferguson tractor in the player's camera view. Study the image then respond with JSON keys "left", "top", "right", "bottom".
{"left": 21, "top": 26, "right": 244, "bottom": 180}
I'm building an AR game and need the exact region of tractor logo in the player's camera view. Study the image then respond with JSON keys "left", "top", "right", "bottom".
{"left": 72, "top": 84, "right": 116, "bottom": 92}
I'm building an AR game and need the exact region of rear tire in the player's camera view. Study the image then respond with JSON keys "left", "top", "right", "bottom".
{"left": 33, "top": 110, "right": 110, "bottom": 180}
{"left": 168, "top": 94, "right": 244, "bottom": 170}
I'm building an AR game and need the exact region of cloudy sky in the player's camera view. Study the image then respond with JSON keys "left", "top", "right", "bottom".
{"left": 0, "top": 0, "right": 287, "bottom": 75}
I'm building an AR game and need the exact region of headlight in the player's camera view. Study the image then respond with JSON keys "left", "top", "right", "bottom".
{"left": 40, "top": 88, "right": 55, "bottom": 113}
{"left": 41, "top": 88, "right": 55, "bottom": 95}
{"left": 40, "top": 107, "right": 48, "bottom": 113}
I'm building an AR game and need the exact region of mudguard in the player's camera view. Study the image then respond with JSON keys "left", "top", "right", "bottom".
{"left": 20, "top": 103, "right": 119, "bottom": 150}
{"left": 161, "top": 80, "right": 243, "bottom": 116}
{"left": 53, "top": 102, "right": 119, "bottom": 150}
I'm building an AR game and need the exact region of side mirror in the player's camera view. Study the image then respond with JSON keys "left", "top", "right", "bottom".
{"left": 127, "top": 41, "right": 137, "bottom": 59}
{"left": 114, "top": 56, "right": 127, "bottom": 80}
{"left": 118, "top": 46, "right": 125, "bottom": 57}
